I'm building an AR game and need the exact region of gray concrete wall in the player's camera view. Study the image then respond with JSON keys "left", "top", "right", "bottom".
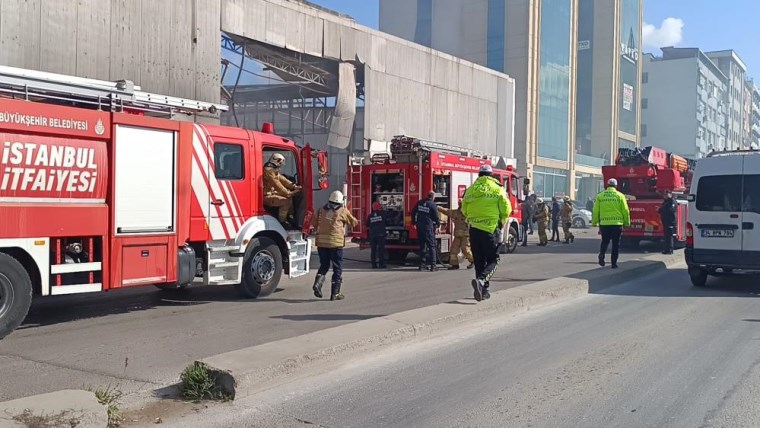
{"left": 0, "top": 0, "right": 222, "bottom": 111}
{"left": 641, "top": 57, "right": 698, "bottom": 158}
{"left": 223, "top": 0, "right": 516, "bottom": 159}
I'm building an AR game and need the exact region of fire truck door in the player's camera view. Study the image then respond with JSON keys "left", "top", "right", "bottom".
{"left": 205, "top": 136, "right": 249, "bottom": 240}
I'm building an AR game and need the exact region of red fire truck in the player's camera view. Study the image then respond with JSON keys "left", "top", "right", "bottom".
{"left": 0, "top": 65, "right": 329, "bottom": 339}
{"left": 601, "top": 146, "right": 694, "bottom": 247}
{"left": 348, "top": 136, "right": 523, "bottom": 263}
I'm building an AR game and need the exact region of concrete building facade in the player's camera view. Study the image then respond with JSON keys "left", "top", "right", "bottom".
{"left": 0, "top": 0, "right": 516, "bottom": 207}
{"left": 641, "top": 47, "right": 728, "bottom": 159}
{"left": 705, "top": 50, "right": 747, "bottom": 150}
{"left": 575, "top": 0, "right": 643, "bottom": 203}
{"left": 748, "top": 79, "right": 760, "bottom": 148}
{"left": 380, "top": 0, "right": 579, "bottom": 199}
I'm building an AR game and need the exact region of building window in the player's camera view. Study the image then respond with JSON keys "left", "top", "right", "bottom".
{"left": 641, "top": 98, "right": 648, "bottom": 109}
{"left": 533, "top": 166, "right": 569, "bottom": 198}
{"left": 642, "top": 72, "right": 648, "bottom": 83}
{"left": 537, "top": 0, "right": 572, "bottom": 161}
{"left": 487, "top": 0, "right": 506, "bottom": 71}
{"left": 640, "top": 123, "right": 647, "bottom": 137}
{"left": 414, "top": 0, "right": 433, "bottom": 47}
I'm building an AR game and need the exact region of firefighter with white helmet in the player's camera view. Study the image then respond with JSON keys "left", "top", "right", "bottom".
{"left": 311, "top": 190, "right": 357, "bottom": 301}
{"left": 263, "top": 153, "right": 302, "bottom": 226}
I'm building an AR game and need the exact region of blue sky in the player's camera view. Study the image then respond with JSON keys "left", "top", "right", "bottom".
{"left": 311, "top": 0, "right": 758, "bottom": 78}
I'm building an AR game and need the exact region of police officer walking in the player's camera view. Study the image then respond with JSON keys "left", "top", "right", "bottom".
{"left": 412, "top": 191, "right": 440, "bottom": 271}
{"left": 592, "top": 178, "right": 631, "bottom": 269}
{"left": 367, "top": 201, "right": 388, "bottom": 268}
{"left": 462, "top": 165, "right": 511, "bottom": 302}
{"left": 658, "top": 190, "right": 677, "bottom": 255}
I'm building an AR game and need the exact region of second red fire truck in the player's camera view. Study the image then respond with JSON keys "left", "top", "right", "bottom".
{"left": 602, "top": 146, "right": 694, "bottom": 247}
{"left": 0, "top": 65, "right": 330, "bottom": 339}
{"left": 348, "top": 136, "right": 524, "bottom": 263}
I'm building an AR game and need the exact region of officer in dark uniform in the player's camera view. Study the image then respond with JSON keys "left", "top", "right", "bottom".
{"left": 412, "top": 191, "right": 440, "bottom": 271}
{"left": 367, "top": 201, "right": 388, "bottom": 269}
{"left": 658, "top": 190, "right": 677, "bottom": 255}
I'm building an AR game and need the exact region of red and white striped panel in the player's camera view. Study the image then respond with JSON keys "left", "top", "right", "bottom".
{"left": 190, "top": 124, "right": 244, "bottom": 241}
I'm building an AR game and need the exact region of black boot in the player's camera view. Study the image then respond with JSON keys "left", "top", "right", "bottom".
{"left": 448, "top": 265, "right": 460, "bottom": 270}
{"left": 312, "top": 274, "right": 325, "bottom": 298}
{"left": 330, "top": 281, "right": 344, "bottom": 301}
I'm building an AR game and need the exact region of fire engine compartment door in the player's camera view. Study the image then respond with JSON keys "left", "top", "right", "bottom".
{"left": 113, "top": 125, "right": 176, "bottom": 234}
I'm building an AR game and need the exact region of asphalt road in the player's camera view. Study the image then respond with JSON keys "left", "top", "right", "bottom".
{"left": 0, "top": 229, "right": 659, "bottom": 401}
{"left": 173, "top": 264, "right": 760, "bottom": 428}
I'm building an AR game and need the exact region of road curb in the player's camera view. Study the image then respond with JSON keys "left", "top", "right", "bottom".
{"left": 192, "top": 252, "right": 684, "bottom": 399}
{"left": 0, "top": 389, "right": 108, "bottom": 428}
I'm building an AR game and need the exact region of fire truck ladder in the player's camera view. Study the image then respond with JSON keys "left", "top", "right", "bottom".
{"left": 0, "top": 65, "right": 228, "bottom": 117}
{"left": 349, "top": 160, "right": 364, "bottom": 234}
{"left": 392, "top": 135, "right": 487, "bottom": 158}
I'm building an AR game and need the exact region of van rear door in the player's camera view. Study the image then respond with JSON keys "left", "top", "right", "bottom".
{"left": 692, "top": 156, "right": 744, "bottom": 262}
{"left": 741, "top": 155, "right": 760, "bottom": 259}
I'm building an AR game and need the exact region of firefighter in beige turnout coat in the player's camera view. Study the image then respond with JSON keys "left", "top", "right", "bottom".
{"left": 438, "top": 201, "right": 474, "bottom": 270}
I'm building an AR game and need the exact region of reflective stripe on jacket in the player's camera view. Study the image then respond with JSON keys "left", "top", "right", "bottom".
{"left": 461, "top": 176, "right": 512, "bottom": 233}
{"left": 592, "top": 187, "right": 631, "bottom": 226}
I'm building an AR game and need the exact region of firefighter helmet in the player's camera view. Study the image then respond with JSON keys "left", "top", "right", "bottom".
{"left": 269, "top": 153, "right": 286, "bottom": 166}
{"left": 329, "top": 190, "right": 344, "bottom": 204}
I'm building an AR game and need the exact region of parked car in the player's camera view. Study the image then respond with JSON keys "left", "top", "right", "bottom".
{"left": 685, "top": 150, "right": 760, "bottom": 287}
{"left": 570, "top": 201, "right": 592, "bottom": 228}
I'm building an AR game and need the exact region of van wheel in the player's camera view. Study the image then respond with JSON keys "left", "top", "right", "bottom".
{"left": 689, "top": 268, "right": 708, "bottom": 287}
{"left": 0, "top": 253, "right": 33, "bottom": 340}
{"left": 236, "top": 237, "right": 282, "bottom": 299}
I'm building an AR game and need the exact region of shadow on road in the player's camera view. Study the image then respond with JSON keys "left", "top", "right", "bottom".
{"left": 583, "top": 264, "right": 760, "bottom": 298}
{"left": 270, "top": 313, "right": 385, "bottom": 321}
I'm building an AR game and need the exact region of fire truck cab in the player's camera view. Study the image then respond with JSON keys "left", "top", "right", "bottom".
{"left": 348, "top": 136, "right": 523, "bottom": 263}
{"left": 0, "top": 65, "right": 329, "bottom": 339}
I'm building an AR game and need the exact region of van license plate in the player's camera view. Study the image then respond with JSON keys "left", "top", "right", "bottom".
{"left": 701, "top": 229, "right": 734, "bottom": 238}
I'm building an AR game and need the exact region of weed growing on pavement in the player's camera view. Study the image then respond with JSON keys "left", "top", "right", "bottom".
{"left": 93, "top": 385, "right": 123, "bottom": 427}
{"left": 11, "top": 408, "right": 82, "bottom": 428}
{"left": 179, "top": 361, "right": 232, "bottom": 402}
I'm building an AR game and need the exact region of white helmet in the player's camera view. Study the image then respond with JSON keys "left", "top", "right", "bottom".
{"left": 328, "top": 190, "right": 344, "bottom": 204}
{"left": 269, "top": 153, "right": 285, "bottom": 166}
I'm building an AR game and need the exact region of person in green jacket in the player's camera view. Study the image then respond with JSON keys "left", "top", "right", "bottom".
{"left": 462, "top": 165, "right": 512, "bottom": 302}
{"left": 592, "top": 178, "right": 631, "bottom": 269}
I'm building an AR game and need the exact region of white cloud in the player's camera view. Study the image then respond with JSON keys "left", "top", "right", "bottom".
{"left": 643, "top": 17, "right": 684, "bottom": 50}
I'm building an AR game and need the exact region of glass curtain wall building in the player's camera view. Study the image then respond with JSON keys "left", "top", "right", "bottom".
{"left": 573, "top": 0, "right": 643, "bottom": 203}
{"left": 380, "top": 0, "right": 579, "bottom": 199}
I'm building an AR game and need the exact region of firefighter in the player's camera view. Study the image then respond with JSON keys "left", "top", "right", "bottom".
{"left": 367, "top": 201, "right": 388, "bottom": 269}
{"left": 412, "top": 191, "right": 441, "bottom": 271}
{"left": 658, "top": 190, "right": 677, "bottom": 255}
{"left": 550, "top": 197, "right": 561, "bottom": 242}
{"left": 462, "top": 165, "right": 511, "bottom": 302}
{"left": 438, "top": 200, "right": 474, "bottom": 270}
{"left": 263, "top": 153, "right": 302, "bottom": 226}
{"left": 520, "top": 199, "right": 531, "bottom": 247}
{"left": 560, "top": 196, "right": 575, "bottom": 244}
{"left": 312, "top": 190, "right": 357, "bottom": 301}
{"left": 534, "top": 198, "right": 550, "bottom": 246}
{"left": 592, "top": 178, "right": 631, "bottom": 269}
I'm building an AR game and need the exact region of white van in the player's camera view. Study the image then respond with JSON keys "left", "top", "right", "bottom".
{"left": 685, "top": 150, "right": 760, "bottom": 286}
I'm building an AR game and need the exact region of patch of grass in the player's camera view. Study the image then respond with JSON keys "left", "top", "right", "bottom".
{"left": 93, "top": 385, "right": 123, "bottom": 428}
{"left": 11, "top": 408, "right": 82, "bottom": 428}
{"left": 179, "top": 362, "right": 231, "bottom": 402}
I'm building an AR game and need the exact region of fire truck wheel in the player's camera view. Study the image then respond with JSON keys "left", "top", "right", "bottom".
{"left": 0, "top": 253, "right": 33, "bottom": 340}
{"left": 505, "top": 228, "right": 519, "bottom": 254}
{"left": 236, "top": 237, "right": 282, "bottom": 299}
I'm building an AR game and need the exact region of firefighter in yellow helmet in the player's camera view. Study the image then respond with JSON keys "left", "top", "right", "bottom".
{"left": 263, "top": 153, "right": 302, "bottom": 225}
